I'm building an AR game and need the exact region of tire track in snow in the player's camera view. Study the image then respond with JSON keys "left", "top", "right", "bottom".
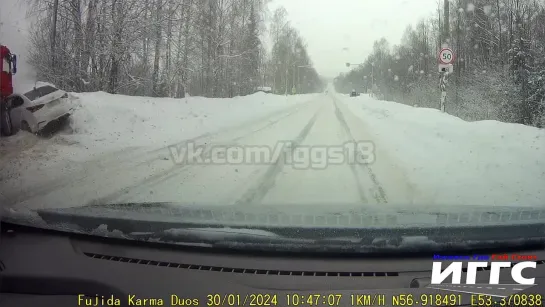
{"left": 7, "top": 99, "right": 316, "bottom": 207}
{"left": 1, "top": 146, "right": 143, "bottom": 205}
{"left": 86, "top": 101, "right": 320, "bottom": 206}
{"left": 332, "top": 98, "right": 388, "bottom": 204}
{"left": 134, "top": 97, "right": 317, "bottom": 160}
{"left": 233, "top": 106, "right": 323, "bottom": 206}
{"left": 349, "top": 166, "right": 370, "bottom": 204}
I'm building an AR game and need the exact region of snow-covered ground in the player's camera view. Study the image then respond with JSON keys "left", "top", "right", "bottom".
{"left": 1, "top": 88, "right": 544, "bottom": 213}
{"left": 68, "top": 91, "right": 318, "bottom": 151}
{"left": 0, "top": 92, "right": 318, "bottom": 205}
{"left": 340, "top": 93, "right": 545, "bottom": 207}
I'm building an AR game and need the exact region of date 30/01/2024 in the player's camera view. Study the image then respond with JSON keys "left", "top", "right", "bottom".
{"left": 202, "top": 293, "right": 543, "bottom": 306}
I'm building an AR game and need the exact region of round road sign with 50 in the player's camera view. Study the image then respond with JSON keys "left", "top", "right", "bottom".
{"left": 439, "top": 48, "right": 455, "bottom": 64}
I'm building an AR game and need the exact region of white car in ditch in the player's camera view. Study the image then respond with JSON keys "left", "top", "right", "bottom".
{"left": 7, "top": 84, "right": 74, "bottom": 134}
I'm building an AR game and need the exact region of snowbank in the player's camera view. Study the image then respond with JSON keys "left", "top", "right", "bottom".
{"left": 338, "top": 93, "right": 545, "bottom": 206}
{"left": 66, "top": 91, "right": 316, "bottom": 151}
{"left": 0, "top": 92, "right": 317, "bottom": 185}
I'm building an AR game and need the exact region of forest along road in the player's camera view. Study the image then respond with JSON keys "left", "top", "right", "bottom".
{"left": 12, "top": 94, "right": 429, "bottom": 210}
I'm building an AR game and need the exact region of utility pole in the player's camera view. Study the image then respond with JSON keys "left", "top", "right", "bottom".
{"left": 371, "top": 63, "right": 375, "bottom": 97}
{"left": 439, "top": 0, "right": 450, "bottom": 113}
{"left": 295, "top": 65, "right": 301, "bottom": 94}
{"left": 444, "top": 0, "right": 449, "bottom": 36}
{"left": 285, "top": 66, "right": 288, "bottom": 96}
{"left": 292, "top": 65, "right": 296, "bottom": 95}
{"left": 51, "top": 0, "right": 59, "bottom": 69}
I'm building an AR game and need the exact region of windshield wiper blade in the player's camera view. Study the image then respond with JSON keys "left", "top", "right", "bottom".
{"left": 128, "top": 227, "right": 313, "bottom": 245}
{"left": 124, "top": 227, "right": 545, "bottom": 255}
{"left": 5, "top": 212, "right": 545, "bottom": 254}
{"left": 21, "top": 204, "right": 545, "bottom": 253}
{"left": 211, "top": 236, "right": 545, "bottom": 254}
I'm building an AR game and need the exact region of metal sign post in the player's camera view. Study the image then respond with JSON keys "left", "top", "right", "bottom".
{"left": 440, "top": 74, "right": 447, "bottom": 112}
{"left": 438, "top": 48, "right": 455, "bottom": 113}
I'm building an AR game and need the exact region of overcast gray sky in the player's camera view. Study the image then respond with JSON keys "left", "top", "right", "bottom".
{"left": 1, "top": 0, "right": 439, "bottom": 87}
{"left": 267, "top": 0, "right": 438, "bottom": 78}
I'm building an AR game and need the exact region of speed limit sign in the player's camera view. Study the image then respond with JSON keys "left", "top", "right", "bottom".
{"left": 439, "top": 48, "right": 455, "bottom": 64}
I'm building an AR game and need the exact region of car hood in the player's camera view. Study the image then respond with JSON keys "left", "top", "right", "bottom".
{"left": 3, "top": 202, "right": 545, "bottom": 253}
{"left": 31, "top": 202, "right": 545, "bottom": 229}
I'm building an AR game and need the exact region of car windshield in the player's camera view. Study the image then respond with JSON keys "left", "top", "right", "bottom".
{"left": 1, "top": 0, "right": 544, "bottom": 252}
{"left": 23, "top": 85, "right": 59, "bottom": 101}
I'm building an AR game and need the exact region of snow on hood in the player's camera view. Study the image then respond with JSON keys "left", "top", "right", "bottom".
{"left": 163, "top": 227, "right": 282, "bottom": 241}
{"left": 17, "top": 81, "right": 58, "bottom": 94}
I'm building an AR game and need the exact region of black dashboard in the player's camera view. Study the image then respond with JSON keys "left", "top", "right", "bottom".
{"left": 1, "top": 222, "right": 545, "bottom": 307}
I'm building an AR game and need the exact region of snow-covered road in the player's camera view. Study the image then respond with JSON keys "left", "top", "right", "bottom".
{"left": 108, "top": 94, "right": 423, "bottom": 207}
{"left": 1, "top": 89, "right": 544, "bottom": 211}
{"left": 3, "top": 94, "right": 424, "bottom": 209}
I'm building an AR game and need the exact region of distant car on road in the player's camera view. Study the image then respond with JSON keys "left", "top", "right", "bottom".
{"left": 7, "top": 84, "right": 74, "bottom": 134}
{"left": 350, "top": 89, "right": 359, "bottom": 97}
{"left": 255, "top": 86, "right": 272, "bottom": 94}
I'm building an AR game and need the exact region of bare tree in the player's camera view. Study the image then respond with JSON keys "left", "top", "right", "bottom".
{"left": 25, "top": 0, "right": 323, "bottom": 98}
{"left": 335, "top": 0, "right": 545, "bottom": 127}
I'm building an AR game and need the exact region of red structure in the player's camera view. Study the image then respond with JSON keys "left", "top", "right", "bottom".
{"left": 0, "top": 45, "right": 17, "bottom": 136}
{"left": 0, "top": 45, "right": 17, "bottom": 98}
